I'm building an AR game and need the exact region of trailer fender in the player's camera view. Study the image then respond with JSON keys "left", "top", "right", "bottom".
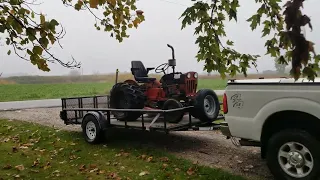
{"left": 81, "top": 111, "right": 108, "bottom": 131}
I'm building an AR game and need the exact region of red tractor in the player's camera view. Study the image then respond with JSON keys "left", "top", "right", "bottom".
{"left": 109, "top": 44, "right": 220, "bottom": 123}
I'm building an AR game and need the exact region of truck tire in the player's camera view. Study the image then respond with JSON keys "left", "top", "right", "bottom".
{"left": 82, "top": 114, "right": 104, "bottom": 144}
{"left": 191, "top": 89, "right": 220, "bottom": 122}
{"left": 109, "top": 82, "right": 145, "bottom": 121}
{"left": 266, "top": 129, "right": 320, "bottom": 180}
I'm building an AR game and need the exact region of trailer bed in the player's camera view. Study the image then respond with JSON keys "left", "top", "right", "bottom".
{"left": 60, "top": 95, "right": 224, "bottom": 133}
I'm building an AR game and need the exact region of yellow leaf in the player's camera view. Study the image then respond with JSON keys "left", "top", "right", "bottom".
{"left": 89, "top": 0, "right": 99, "bottom": 8}
{"left": 186, "top": 167, "right": 195, "bottom": 175}
{"left": 308, "top": 41, "right": 316, "bottom": 56}
{"left": 78, "top": 164, "right": 86, "bottom": 171}
{"left": 107, "top": 0, "right": 116, "bottom": 6}
{"left": 3, "top": 164, "right": 12, "bottom": 170}
{"left": 146, "top": 156, "right": 153, "bottom": 162}
{"left": 139, "top": 171, "right": 149, "bottom": 176}
{"left": 15, "top": 164, "right": 25, "bottom": 171}
{"left": 132, "top": 18, "right": 141, "bottom": 28}
{"left": 160, "top": 157, "right": 169, "bottom": 162}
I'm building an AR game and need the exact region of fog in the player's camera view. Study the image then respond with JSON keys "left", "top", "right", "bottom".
{"left": 0, "top": 0, "right": 319, "bottom": 76}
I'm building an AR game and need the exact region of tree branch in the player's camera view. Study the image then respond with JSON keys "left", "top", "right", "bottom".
{"left": 0, "top": 4, "right": 81, "bottom": 69}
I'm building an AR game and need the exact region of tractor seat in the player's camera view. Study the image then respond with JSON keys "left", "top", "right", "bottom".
{"left": 131, "top": 61, "right": 156, "bottom": 83}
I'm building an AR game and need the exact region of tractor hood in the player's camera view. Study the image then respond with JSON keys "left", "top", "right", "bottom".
{"left": 184, "top": 71, "right": 198, "bottom": 79}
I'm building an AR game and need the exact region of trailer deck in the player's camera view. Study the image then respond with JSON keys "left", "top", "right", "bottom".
{"left": 60, "top": 95, "right": 224, "bottom": 133}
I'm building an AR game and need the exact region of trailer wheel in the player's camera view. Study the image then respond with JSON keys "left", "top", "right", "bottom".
{"left": 163, "top": 99, "right": 184, "bottom": 123}
{"left": 109, "top": 82, "right": 145, "bottom": 121}
{"left": 191, "top": 89, "right": 220, "bottom": 122}
{"left": 266, "top": 129, "right": 320, "bottom": 180}
{"left": 82, "top": 114, "right": 104, "bottom": 144}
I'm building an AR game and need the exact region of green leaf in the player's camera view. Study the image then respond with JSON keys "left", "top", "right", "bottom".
{"left": 40, "top": 14, "right": 45, "bottom": 24}
{"left": 39, "top": 37, "right": 49, "bottom": 48}
{"left": 48, "top": 33, "right": 55, "bottom": 44}
{"left": 226, "top": 40, "right": 234, "bottom": 46}
{"left": 27, "top": 49, "right": 33, "bottom": 55}
{"left": 7, "top": 50, "right": 11, "bottom": 55}
{"left": 315, "top": 55, "right": 320, "bottom": 63}
{"left": 50, "top": 19, "right": 59, "bottom": 26}
{"left": 277, "top": 56, "right": 288, "bottom": 65}
{"left": 32, "top": 46, "right": 43, "bottom": 55}
{"left": 6, "top": 38, "right": 10, "bottom": 45}
{"left": 262, "top": 27, "right": 270, "bottom": 37}
{"left": 0, "top": 25, "right": 5, "bottom": 33}
{"left": 228, "top": 9, "right": 237, "bottom": 21}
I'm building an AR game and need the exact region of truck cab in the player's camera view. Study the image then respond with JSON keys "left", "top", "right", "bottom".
{"left": 221, "top": 77, "right": 320, "bottom": 180}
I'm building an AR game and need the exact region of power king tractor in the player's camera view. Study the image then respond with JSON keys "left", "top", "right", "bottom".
{"left": 109, "top": 44, "right": 220, "bottom": 123}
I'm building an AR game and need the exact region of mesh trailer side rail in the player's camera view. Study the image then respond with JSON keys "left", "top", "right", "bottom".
{"left": 60, "top": 95, "right": 110, "bottom": 123}
{"left": 60, "top": 106, "right": 195, "bottom": 131}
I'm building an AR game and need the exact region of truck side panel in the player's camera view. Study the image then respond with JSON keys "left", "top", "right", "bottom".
{"left": 224, "top": 84, "right": 320, "bottom": 141}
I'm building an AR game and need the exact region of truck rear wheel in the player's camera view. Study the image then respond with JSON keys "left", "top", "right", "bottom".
{"left": 109, "top": 83, "right": 145, "bottom": 121}
{"left": 191, "top": 89, "right": 220, "bottom": 122}
{"left": 266, "top": 129, "right": 320, "bottom": 180}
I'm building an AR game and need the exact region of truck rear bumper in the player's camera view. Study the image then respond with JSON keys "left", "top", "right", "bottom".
{"left": 220, "top": 121, "right": 232, "bottom": 137}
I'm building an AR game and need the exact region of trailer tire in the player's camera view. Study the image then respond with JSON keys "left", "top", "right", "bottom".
{"left": 191, "top": 89, "right": 220, "bottom": 122}
{"left": 109, "top": 82, "right": 145, "bottom": 121}
{"left": 82, "top": 114, "right": 104, "bottom": 144}
{"left": 266, "top": 129, "right": 320, "bottom": 180}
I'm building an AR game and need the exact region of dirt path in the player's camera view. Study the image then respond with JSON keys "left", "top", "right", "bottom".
{"left": 0, "top": 108, "right": 274, "bottom": 180}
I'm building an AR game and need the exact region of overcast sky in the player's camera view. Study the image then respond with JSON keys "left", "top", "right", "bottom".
{"left": 0, "top": 0, "right": 319, "bottom": 76}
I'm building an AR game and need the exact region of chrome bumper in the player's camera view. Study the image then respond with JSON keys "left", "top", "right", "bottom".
{"left": 220, "top": 121, "right": 232, "bottom": 138}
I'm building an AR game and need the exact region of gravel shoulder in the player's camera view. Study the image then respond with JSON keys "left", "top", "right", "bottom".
{"left": 0, "top": 107, "right": 273, "bottom": 180}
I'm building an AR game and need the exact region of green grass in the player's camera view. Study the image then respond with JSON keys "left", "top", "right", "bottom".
{"left": 198, "top": 79, "right": 227, "bottom": 90}
{"left": 0, "top": 82, "right": 114, "bottom": 102}
{"left": 0, "top": 79, "right": 227, "bottom": 102}
{"left": 0, "top": 119, "right": 245, "bottom": 180}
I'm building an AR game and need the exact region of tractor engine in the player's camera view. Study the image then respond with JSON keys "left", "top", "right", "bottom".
{"left": 159, "top": 71, "right": 198, "bottom": 100}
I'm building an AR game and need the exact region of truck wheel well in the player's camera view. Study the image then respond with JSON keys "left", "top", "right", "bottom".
{"left": 260, "top": 110, "right": 320, "bottom": 159}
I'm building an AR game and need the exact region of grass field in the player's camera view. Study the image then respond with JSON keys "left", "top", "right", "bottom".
{"left": 0, "top": 72, "right": 289, "bottom": 102}
{"left": 0, "top": 79, "right": 227, "bottom": 102}
{"left": 0, "top": 119, "right": 245, "bottom": 180}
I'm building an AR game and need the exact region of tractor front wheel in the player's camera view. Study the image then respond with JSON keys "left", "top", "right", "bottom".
{"left": 163, "top": 99, "right": 185, "bottom": 123}
{"left": 191, "top": 89, "right": 220, "bottom": 122}
{"left": 109, "top": 83, "right": 145, "bottom": 121}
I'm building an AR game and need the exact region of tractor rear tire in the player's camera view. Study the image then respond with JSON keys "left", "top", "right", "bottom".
{"left": 191, "top": 89, "right": 220, "bottom": 122}
{"left": 109, "top": 82, "right": 145, "bottom": 121}
{"left": 163, "top": 99, "right": 185, "bottom": 123}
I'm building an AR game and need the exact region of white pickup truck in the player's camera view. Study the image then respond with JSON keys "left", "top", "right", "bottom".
{"left": 220, "top": 77, "right": 320, "bottom": 180}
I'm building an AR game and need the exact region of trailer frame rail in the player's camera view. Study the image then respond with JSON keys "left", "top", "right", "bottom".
{"left": 59, "top": 95, "right": 224, "bottom": 133}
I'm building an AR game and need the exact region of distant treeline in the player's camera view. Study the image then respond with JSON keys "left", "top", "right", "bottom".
{"left": 1, "top": 73, "right": 288, "bottom": 84}
{"left": 2, "top": 73, "right": 159, "bottom": 84}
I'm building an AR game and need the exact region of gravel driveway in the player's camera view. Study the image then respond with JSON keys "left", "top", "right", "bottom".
{"left": 0, "top": 108, "right": 274, "bottom": 180}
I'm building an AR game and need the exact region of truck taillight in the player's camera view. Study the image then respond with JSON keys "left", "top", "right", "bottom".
{"left": 223, "top": 93, "right": 228, "bottom": 114}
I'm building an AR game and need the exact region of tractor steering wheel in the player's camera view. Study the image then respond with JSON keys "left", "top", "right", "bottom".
{"left": 155, "top": 63, "right": 169, "bottom": 74}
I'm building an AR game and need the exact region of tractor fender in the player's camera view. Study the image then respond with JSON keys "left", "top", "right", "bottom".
{"left": 81, "top": 111, "right": 108, "bottom": 130}
{"left": 123, "top": 79, "right": 139, "bottom": 86}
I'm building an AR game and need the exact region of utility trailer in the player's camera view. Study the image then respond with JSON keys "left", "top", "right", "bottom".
{"left": 59, "top": 95, "right": 224, "bottom": 144}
